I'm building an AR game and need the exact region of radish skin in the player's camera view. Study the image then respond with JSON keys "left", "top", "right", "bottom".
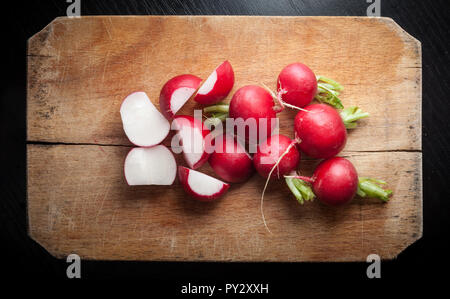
{"left": 277, "top": 63, "right": 318, "bottom": 108}
{"left": 294, "top": 103, "right": 347, "bottom": 159}
{"left": 209, "top": 133, "right": 254, "bottom": 183}
{"left": 159, "top": 74, "right": 202, "bottom": 119}
{"left": 194, "top": 61, "right": 234, "bottom": 105}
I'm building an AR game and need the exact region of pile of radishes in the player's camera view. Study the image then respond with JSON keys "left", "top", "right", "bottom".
{"left": 120, "top": 61, "right": 392, "bottom": 230}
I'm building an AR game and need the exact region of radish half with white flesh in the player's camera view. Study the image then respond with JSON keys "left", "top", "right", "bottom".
{"left": 194, "top": 61, "right": 234, "bottom": 105}
{"left": 159, "top": 74, "right": 202, "bottom": 119}
{"left": 120, "top": 92, "right": 170, "bottom": 147}
{"left": 172, "top": 115, "right": 211, "bottom": 169}
{"left": 178, "top": 166, "right": 230, "bottom": 201}
{"left": 124, "top": 146, "right": 177, "bottom": 186}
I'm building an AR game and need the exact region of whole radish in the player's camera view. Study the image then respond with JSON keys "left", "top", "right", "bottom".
{"left": 253, "top": 134, "right": 300, "bottom": 179}
{"left": 286, "top": 157, "right": 392, "bottom": 206}
{"left": 209, "top": 133, "right": 254, "bottom": 183}
{"left": 277, "top": 63, "right": 317, "bottom": 108}
{"left": 252, "top": 134, "right": 301, "bottom": 233}
{"left": 294, "top": 103, "right": 347, "bottom": 159}
{"left": 228, "top": 85, "right": 281, "bottom": 142}
{"left": 277, "top": 62, "right": 344, "bottom": 109}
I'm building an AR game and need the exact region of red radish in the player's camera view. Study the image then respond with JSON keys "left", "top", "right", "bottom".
{"left": 253, "top": 134, "right": 300, "bottom": 179}
{"left": 286, "top": 157, "right": 393, "bottom": 206}
{"left": 209, "top": 133, "right": 254, "bottom": 183}
{"left": 228, "top": 85, "right": 280, "bottom": 142}
{"left": 277, "top": 62, "right": 344, "bottom": 109}
{"left": 309, "top": 157, "right": 358, "bottom": 206}
{"left": 172, "top": 115, "right": 211, "bottom": 169}
{"left": 294, "top": 103, "right": 347, "bottom": 159}
{"left": 254, "top": 134, "right": 300, "bottom": 234}
{"left": 124, "top": 145, "right": 176, "bottom": 186}
{"left": 277, "top": 62, "right": 317, "bottom": 108}
{"left": 120, "top": 92, "right": 170, "bottom": 147}
{"left": 178, "top": 166, "right": 230, "bottom": 201}
{"left": 159, "top": 74, "right": 202, "bottom": 119}
{"left": 194, "top": 61, "right": 234, "bottom": 105}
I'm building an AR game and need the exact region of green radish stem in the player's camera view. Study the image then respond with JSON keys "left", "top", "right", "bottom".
{"left": 357, "top": 177, "right": 393, "bottom": 202}
{"left": 203, "top": 104, "right": 229, "bottom": 114}
{"left": 339, "top": 106, "right": 370, "bottom": 129}
{"left": 285, "top": 173, "right": 315, "bottom": 204}
{"left": 260, "top": 141, "right": 299, "bottom": 234}
{"left": 203, "top": 104, "right": 229, "bottom": 128}
{"left": 315, "top": 75, "right": 344, "bottom": 109}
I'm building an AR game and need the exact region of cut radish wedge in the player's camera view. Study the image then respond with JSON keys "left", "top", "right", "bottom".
{"left": 124, "top": 146, "right": 177, "bottom": 186}
{"left": 178, "top": 166, "right": 230, "bottom": 201}
{"left": 194, "top": 61, "right": 234, "bottom": 105}
{"left": 159, "top": 74, "right": 202, "bottom": 119}
{"left": 172, "top": 115, "right": 211, "bottom": 169}
{"left": 120, "top": 92, "right": 170, "bottom": 147}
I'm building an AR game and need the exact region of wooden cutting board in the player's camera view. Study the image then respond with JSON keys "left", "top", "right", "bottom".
{"left": 27, "top": 16, "right": 422, "bottom": 262}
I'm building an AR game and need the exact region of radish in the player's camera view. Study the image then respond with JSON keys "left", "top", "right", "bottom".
{"left": 178, "top": 166, "right": 230, "bottom": 201}
{"left": 228, "top": 85, "right": 280, "bottom": 143}
{"left": 286, "top": 157, "right": 392, "bottom": 206}
{"left": 124, "top": 145, "right": 177, "bottom": 186}
{"left": 172, "top": 115, "right": 211, "bottom": 169}
{"left": 209, "top": 133, "right": 254, "bottom": 183}
{"left": 253, "top": 134, "right": 301, "bottom": 233}
{"left": 277, "top": 62, "right": 344, "bottom": 109}
{"left": 194, "top": 61, "right": 234, "bottom": 105}
{"left": 253, "top": 134, "right": 300, "bottom": 179}
{"left": 277, "top": 62, "right": 318, "bottom": 108}
{"left": 294, "top": 103, "right": 347, "bottom": 159}
{"left": 120, "top": 92, "right": 170, "bottom": 147}
{"left": 159, "top": 74, "right": 202, "bottom": 119}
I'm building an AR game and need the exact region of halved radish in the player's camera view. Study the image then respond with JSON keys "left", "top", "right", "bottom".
{"left": 120, "top": 91, "right": 170, "bottom": 147}
{"left": 178, "top": 166, "right": 230, "bottom": 201}
{"left": 159, "top": 74, "right": 202, "bottom": 119}
{"left": 172, "top": 115, "right": 211, "bottom": 169}
{"left": 124, "top": 145, "right": 177, "bottom": 186}
{"left": 194, "top": 61, "right": 234, "bottom": 105}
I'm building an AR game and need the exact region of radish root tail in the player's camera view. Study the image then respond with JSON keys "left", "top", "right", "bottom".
{"left": 261, "top": 83, "right": 310, "bottom": 113}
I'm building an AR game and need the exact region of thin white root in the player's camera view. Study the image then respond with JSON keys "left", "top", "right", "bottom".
{"left": 260, "top": 142, "right": 297, "bottom": 234}
{"left": 261, "top": 83, "right": 310, "bottom": 112}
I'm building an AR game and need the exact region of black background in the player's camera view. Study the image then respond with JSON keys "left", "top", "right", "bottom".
{"left": 1, "top": 0, "right": 449, "bottom": 287}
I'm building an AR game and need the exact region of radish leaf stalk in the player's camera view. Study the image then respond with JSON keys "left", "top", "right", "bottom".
{"left": 315, "top": 75, "right": 344, "bottom": 109}
{"left": 357, "top": 177, "right": 393, "bottom": 202}
{"left": 339, "top": 106, "right": 370, "bottom": 129}
{"left": 285, "top": 175, "right": 315, "bottom": 204}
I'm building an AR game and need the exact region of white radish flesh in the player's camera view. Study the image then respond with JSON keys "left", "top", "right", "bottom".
{"left": 120, "top": 92, "right": 170, "bottom": 147}
{"left": 124, "top": 145, "right": 176, "bottom": 186}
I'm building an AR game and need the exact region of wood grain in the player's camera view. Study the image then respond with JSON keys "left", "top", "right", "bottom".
{"left": 28, "top": 144, "right": 421, "bottom": 261}
{"left": 27, "top": 16, "right": 421, "bottom": 151}
{"left": 26, "top": 16, "right": 422, "bottom": 261}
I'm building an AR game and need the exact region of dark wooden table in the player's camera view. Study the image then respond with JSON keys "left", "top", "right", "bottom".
{"left": 1, "top": 0, "right": 449, "bottom": 286}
